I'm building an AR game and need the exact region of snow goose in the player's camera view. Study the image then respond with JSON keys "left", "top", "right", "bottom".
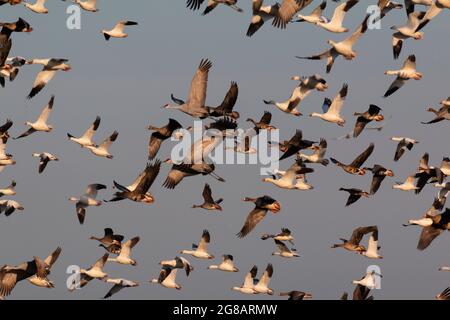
{"left": 150, "top": 266, "right": 181, "bottom": 290}
{"left": 209, "top": 81, "right": 240, "bottom": 119}
{"left": 163, "top": 59, "right": 212, "bottom": 119}
{"left": 296, "top": 15, "right": 369, "bottom": 73}
{"left": 180, "top": 229, "right": 215, "bottom": 259}
{"left": 439, "top": 266, "right": 450, "bottom": 272}
{"left": 264, "top": 74, "right": 328, "bottom": 116}
{"left": 14, "top": 95, "right": 54, "bottom": 140}
{"left": 352, "top": 270, "right": 382, "bottom": 289}
{"left": 278, "top": 130, "right": 316, "bottom": 161}
{"left": 315, "top": 0, "right": 360, "bottom": 33}
{"left": 393, "top": 175, "right": 419, "bottom": 191}
{"left": 0, "top": 200, "right": 23, "bottom": 216}
{"left": 298, "top": 138, "right": 329, "bottom": 166}
{"left": 405, "top": 0, "right": 432, "bottom": 14}
{"left": 422, "top": 100, "right": 450, "bottom": 124}
{"left": 391, "top": 11, "right": 426, "bottom": 59}
{"left": 192, "top": 183, "right": 223, "bottom": 211}
{"left": 80, "top": 253, "right": 109, "bottom": 281}
{"left": 85, "top": 131, "right": 118, "bottom": 159}
{"left": 208, "top": 254, "right": 239, "bottom": 272}
{"left": 294, "top": 0, "right": 327, "bottom": 24}
{"left": 103, "top": 279, "right": 139, "bottom": 299}
{"left": 364, "top": 165, "right": 395, "bottom": 195}
{"left": 403, "top": 208, "right": 450, "bottom": 250}
{"left": 246, "top": 0, "right": 279, "bottom": 37}
{"left": 246, "top": 111, "right": 276, "bottom": 133}
{"left": 263, "top": 159, "right": 314, "bottom": 190}
{"left": 253, "top": 263, "right": 274, "bottom": 295}
{"left": 332, "top": 226, "right": 383, "bottom": 259}
{"left": 111, "top": 160, "right": 160, "bottom": 204}
{"left": 330, "top": 143, "right": 374, "bottom": 175}
{"left": 436, "top": 287, "right": 450, "bottom": 300}
{"left": 107, "top": 236, "right": 140, "bottom": 266}
{"left": 0, "top": 180, "right": 16, "bottom": 197}
{"left": 414, "top": 153, "right": 444, "bottom": 194}
{"left": 148, "top": 118, "right": 182, "bottom": 159}
{"left": 415, "top": 0, "right": 449, "bottom": 31}
{"left": 27, "top": 247, "right": 62, "bottom": 288}
{"left": 384, "top": 54, "right": 422, "bottom": 97}
{"left": 32, "top": 152, "right": 58, "bottom": 174}
{"left": 0, "top": 256, "right": 43, "bottom": 299}
{"left": 102, "top": 21, "right": 138, "bottom": 40}
{"left": 280, "top": 291, "right": 312, "bottom": 300}
{"left": 90, "top": 228, "right": 124, "bottom": 254}
{"left": 68, "top": 116, "right": 101, "bottom": 148}
{"left": 162, "top": 160, "right": 224, "bottom": 189}
{"left": 24, "top": 0, "right": 48, "bottom": 13}
{"left": 272, "top": 0, "right": 314, "bottom": 29}
{"left": 391, "top": 136, "right": 418, "bottom": 161}
{"left": 310, "top": 83, "right": 348, "bottom": 126}
{"left": 25, "top": 59, "right": 71, "bottom": 99}
{"left": 72, "top": 0, "right": 98, "bottom": 12}
{"left": 202, "top": 0, "right": 243, "bottom": 15}
{"left": 261, "top": 228, "right": 295, "bottom": 245}
{"left": 339, "top": 188, "right": 370, "bottom": 206}
{"left": 232, "top": 265, "right": 257, "bottom": 294}
{"left": 0, "top": 57, "right": 27, "bottom": 87}
{"left": 0, "top": 135, "right": 16, "bottom": 172}
{"left": 237, "top": 195, "right": 281, "bottom": 238}
{"left": 69, "top": 183, "right": 106, "bottom": 224}
{"left": 272, "top": 239, "right": 299, "bottom": 258}
{"left": 440, "top": 157, "right": 450, "bottom": 176}
{"left": 159, "top": 257, "right": 194, "bottom": 276}
{"left": 353, "top": 105, "right": 384, "bottom": 138}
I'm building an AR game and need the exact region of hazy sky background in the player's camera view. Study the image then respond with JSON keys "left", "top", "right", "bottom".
{"left": 1, "top": 1, "right": 449, "bottom": 300}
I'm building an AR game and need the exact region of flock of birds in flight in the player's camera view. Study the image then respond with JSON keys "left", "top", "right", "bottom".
{"left": 0, "top": 0, "right": 449, "bottom": 300}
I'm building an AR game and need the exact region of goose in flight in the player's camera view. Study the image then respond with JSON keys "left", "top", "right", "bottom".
{"left": 384, "top": 54, "right": 422, "bottom": 98}
{"left": 315, "top": 0, "right": 360, "bottom": 33}
{"left": 26, "top": 59, "right": 71, "bottom": 99}
{"left": 102, "top": 21, "right": 138, "bottom": 40}
{"left": 263, "top": 159, "right": 314, "bottom": 190}
{"left": 330, "top": 143, "right": 374, "bottom": 175}
{"left": 192, "top": 183, "right": 223, "bottom": 211}
{"left": 272, "top": 0, "right": 314, "bottom": 29}
{"left": 103, "top": 278, "right": 139, "bottom": 299}
{"left": 253, "top": 263, "right": 274, "bottom": 295}
{"left": 310, "top": 83, "right": 348, "bottom": 126}
{"left": 68, "top": 116, "right": 101, "bottom": 148}
{"left": 246, "top": 111, "right": 276, "bottom": 133}
{"left": 69, "top": 183, "right": 106, "bottom": 224}
{"left": 246, "top": 0, "right": 279, "bottom": 37}
{"left": 0, "top": 135, "right": 16, "bottom": 173}
{"left": 80, "top": 253, "right": 109, "bottom": 281}
{"left": 439, "top": 266, "right": 450, "bottom": 272}
{"left": 403, "top": 208, "right": 450, "bottom": 250}
{"left": 110, "top": 160, "right": 160, "bottom": 204}
{"left": 415, "top": 0, "right": 450, "bottom": 32}
{"left": 298, "top": 138, "right": 329, "bottom": 166}
{"left": 15, "top": 96, "right": 55, "bottom": 140}
{"left": 393, "top": 175, "right": 419, "bottom": 191}
{"left": 0, "top": 200, "right": 23, "bottom": 217}
{"left": 341, "top": 283, "right": 374, "bottom": 300}
{"left": 202, "top": 0, "right": 243, "bottom": 15}
{"left": 159, "top": 257, "right": 194, "bottom": 277}
{"left": 391, "top": 11, "right": 426, "bottom": 59}
{"left": 209, "top": 81, "right": 240, "bottom": 119}
{"left": 27, "top": 247, "right": 62, "bottom": 288}
{"left": 278, "top": 130, "right": 316, "bottom": 161}
{"left": 421, "top": 99, "right": 450, "bottom": 124}
{"left": 232, "top": 265, "right": 258, "bottom": 294}
{"left": 107, "top": 236, "right": 140, "bottom": 266}
{"left": 0, "top": 180, "right": 16, "bottom": 197}
{"left": 261, "top": 228, "right": 295, "bottom": 245}
{"left": 391, "top": 137, "right": 418, "bottom": 161}
{"left": 352, "top": 270, "right": 382, "bottom": 289}
{"left": 272, "top": 239, "right": 299, "bottom": 258}
{"left": 163, "top": 160, "right": 224, "bottom": 189}
{"left": 332, "top": 226, "right": 383, "bottom": 259}
{"left": 339, "top": 188, "right": 370, "bottom": 206}
{"left": 90, "top": 228, "right": 124, "bottom": 254}
{"left": 440, "top": 157, "right": 450, "bottom": 176}
{"left": 150, "top": 265, "right": 181, "bottom": 290}
{"left": 208, "top": 254, "right": 239, "bottom": 272}
{"left": 436, "top": 287, "right": 450, "bottom": 300}
{"left": 352, "top": 105, "right": 384, "bottom": 138}
{"left": 237, "top": 196, "right": 281, "bottom": 238}
{"left": 24, "top": 0, "right": 48, "bottom": 13}
{"left": 405, "top": 0, "right": 432, "bottom": 15}
{"left": 264, "top": 74, "right": 328, "bottom": 116}
{"left": 364, "top": 165, "right": 395, "bottom": 195}
{"left": 294, "top": 0, "right": 327, "bottom": 24}
{"left": 85, "top": 131, "right": 118, "bottom": 159}
{"left": 1, "top": 57, "right": 27, "bottom": 88}
{"left": 414, "top": 153, "right": 444, "bottom": 194}
{"left": 180, "top": 229, "right": 215, "bottom": 259}
{"left": 163, "top": 59, "right": 212, "bottom": 119}
{"left": 71, "top": 0, "right": 98, "bottom": 12}
{"left": 280, "top": 291, "right": 312, "bottom": 300}
{"left": 148, "top": 118, "right": 183, "bottom": 160}
{"left": 32, "top": 152, "right": 58, "bottom": 174}
{"left": 296, "top": 15, "right": 369, "bottom": 73}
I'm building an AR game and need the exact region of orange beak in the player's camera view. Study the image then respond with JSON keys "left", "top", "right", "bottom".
{"left": 269, "top": 201, "right": 281, "bottom": 213}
